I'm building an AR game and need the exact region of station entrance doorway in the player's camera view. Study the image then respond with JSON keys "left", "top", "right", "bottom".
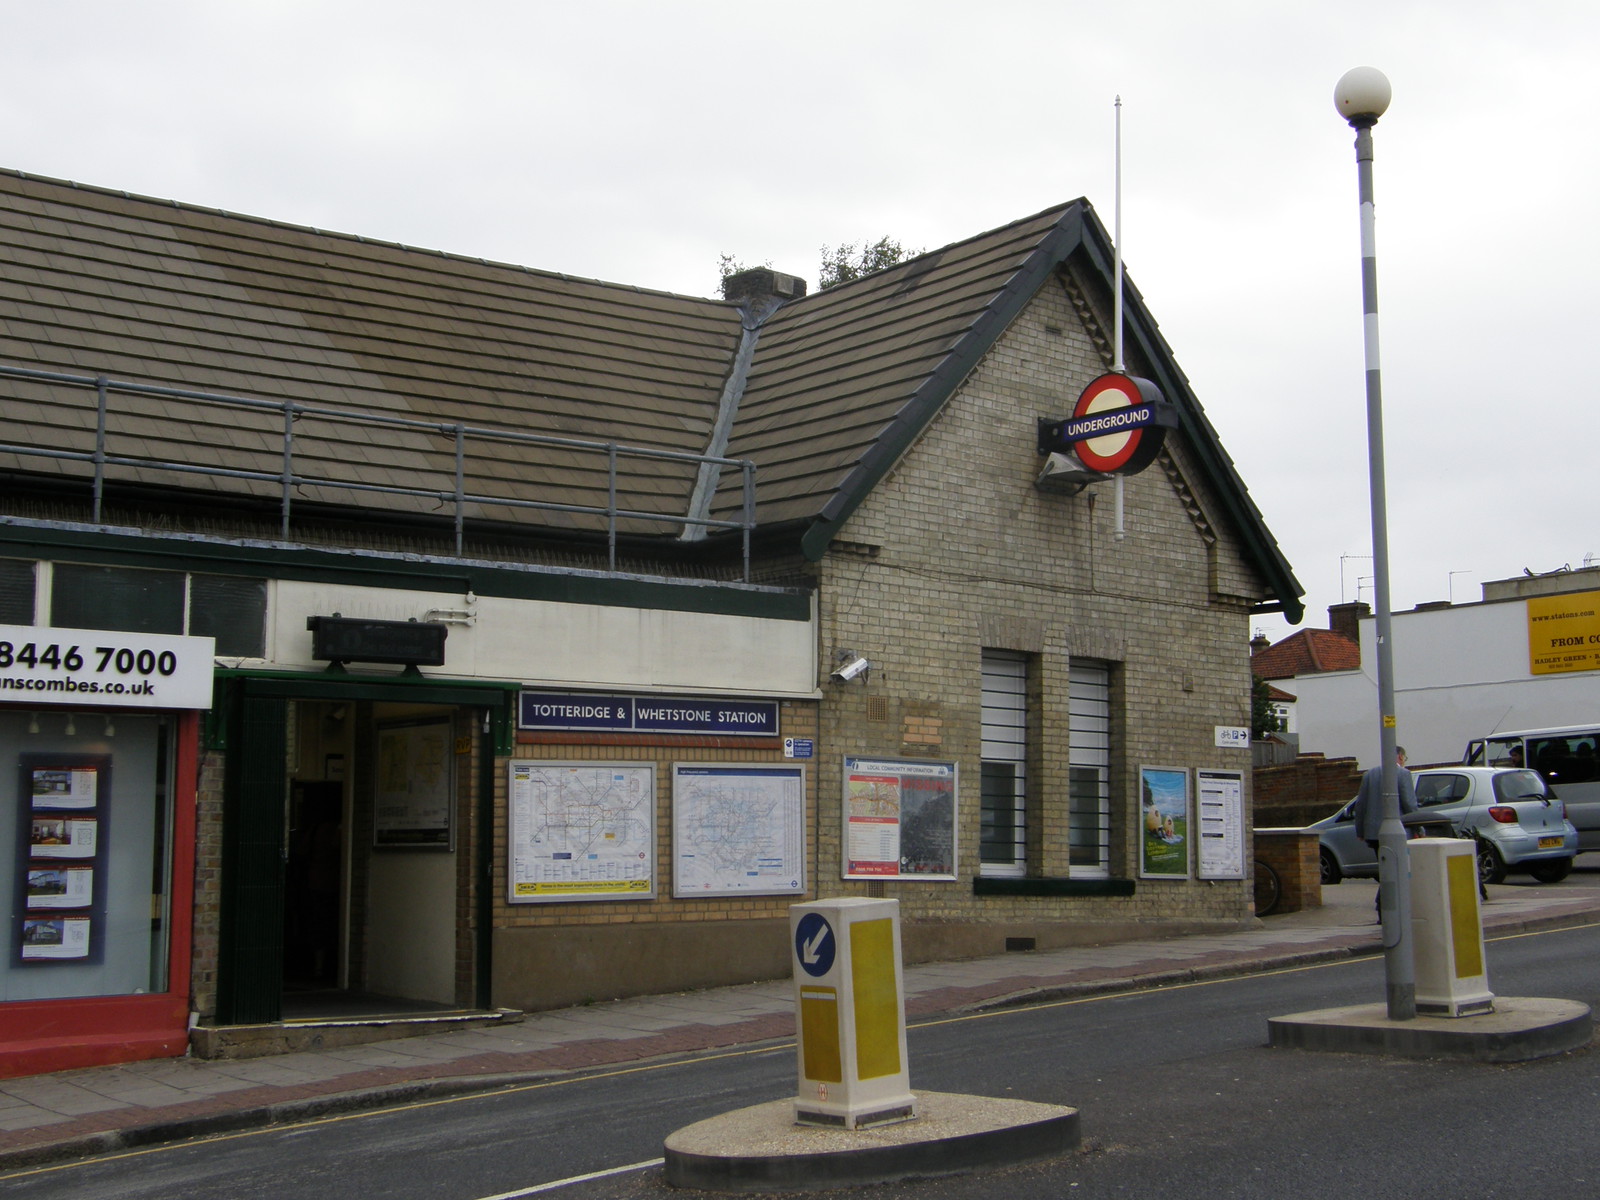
{"left": 211, "top": 674, "right": 512, "bottom": 1028}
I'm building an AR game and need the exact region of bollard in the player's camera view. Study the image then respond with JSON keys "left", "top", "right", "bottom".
{"left": 790, "top": 898, "right": 917, "bottom": 1130}
{"left": 1409, "top": 837, "right": 1494, "bottom": 1017}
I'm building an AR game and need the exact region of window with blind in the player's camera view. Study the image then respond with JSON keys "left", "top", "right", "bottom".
{"left": 980, "top": 651, "right": 1029, "bottom": 876}
{"left": 1069, "top": 660, "right": 1113, "bottom": 876}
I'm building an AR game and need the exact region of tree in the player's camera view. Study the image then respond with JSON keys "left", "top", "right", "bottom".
{"left": 818, "top": 236, "right": 920, "bottom": 290}
{"left": 717, "top": 237, "right": 921, "bottom": 296}
{"left": 1251, "top": 674, "right": 1286, "bottom": 740}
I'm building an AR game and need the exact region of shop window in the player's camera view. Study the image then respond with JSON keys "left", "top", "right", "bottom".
{"left": 1068, "top": 660, "right": 1112, "bottom": 877}
{"left": 980, "top": 651, "right": 1028, "bottom": 876}
{"left": 2, "top": 711, "right": 175, "bottom": 1000}
{"left": 0, "top": 558, "right": 35, "bottom": 624}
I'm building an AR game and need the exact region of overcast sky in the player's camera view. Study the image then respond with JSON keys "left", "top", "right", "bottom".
{"left": 6, "top": 1, "right": 1596, "bottom": 642}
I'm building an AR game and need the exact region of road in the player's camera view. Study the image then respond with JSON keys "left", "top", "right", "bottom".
{"left": 5, "top": 914, "right": 1598, "bottom": 1200}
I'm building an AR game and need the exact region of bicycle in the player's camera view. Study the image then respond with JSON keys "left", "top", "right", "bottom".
{"left": 1252, "top": 858, "right": 1282, "bottom": 917}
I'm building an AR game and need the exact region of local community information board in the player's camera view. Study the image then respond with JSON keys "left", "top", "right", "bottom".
{"left": 1195, "top": 768, "right": 1246, "bottom": 880}
{"left": 672, "top": 763, "right": 805, "bottom": 896}
{"left": 507, "top": 762, "right": 656, "bottom": 901}
{"left": 842, "top": 755, "right": 957, "bottom": 879}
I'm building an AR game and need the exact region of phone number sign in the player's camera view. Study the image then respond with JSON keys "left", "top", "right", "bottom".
{"left": 0, "top": 625, "right": 217, "bottom": 710}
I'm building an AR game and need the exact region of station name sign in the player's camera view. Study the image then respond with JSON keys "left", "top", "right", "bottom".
{"left": 520, "top": 691, "right": 779, "bottom": 736}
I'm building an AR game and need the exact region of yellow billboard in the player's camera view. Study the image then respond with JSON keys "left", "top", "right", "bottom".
{"left": 1528, "top": 589, "right": 1600, "bottom": 675}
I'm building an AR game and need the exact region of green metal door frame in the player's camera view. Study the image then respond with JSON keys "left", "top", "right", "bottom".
{"left": 210, "top": 670, "right": 516, "bottom": 1025}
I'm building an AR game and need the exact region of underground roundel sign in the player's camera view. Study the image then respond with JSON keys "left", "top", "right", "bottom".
{"left": 1057, "top": 373, "right": 1178, "bottom": 475}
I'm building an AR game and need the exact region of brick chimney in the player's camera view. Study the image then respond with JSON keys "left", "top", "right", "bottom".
{"left": 721, "top": 268, "right": 807, "bottom": 305}
{"left": 1328, "top": 601, "right": 1370, "bottom": 643}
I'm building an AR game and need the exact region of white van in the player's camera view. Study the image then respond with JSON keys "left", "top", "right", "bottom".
{"left": 1465, "top": 726, "right": 1600, "bottom": 851}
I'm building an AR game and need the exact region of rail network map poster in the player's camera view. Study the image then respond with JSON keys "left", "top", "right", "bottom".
{"left": 507, "top": 762, "right": 655, "bottom": 902}
{"left": 671, "top": 764, "right": 805, "bottom": 897}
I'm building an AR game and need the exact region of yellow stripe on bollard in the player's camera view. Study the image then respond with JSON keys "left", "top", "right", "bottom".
{"left": 1447, "top": 853, "right": 1484, "bottom": 980}
{"left": 799, "top": 987, "right": 842, "bottom": 1083}
{"left": 851, "top": 919, "right": 902, "bottom": 1080}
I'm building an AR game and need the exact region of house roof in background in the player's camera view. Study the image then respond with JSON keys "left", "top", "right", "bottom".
{"left": 1251, "top": 627, "right": 1361, "bottom": 679}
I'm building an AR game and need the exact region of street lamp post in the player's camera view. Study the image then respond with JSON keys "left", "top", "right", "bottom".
{"left": 1335, "top": 66, "right": 1414, "bottom": 1021}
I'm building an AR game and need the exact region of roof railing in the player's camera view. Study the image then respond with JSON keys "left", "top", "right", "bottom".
{"left": 0, "top": 363, "right": 758, "bottom": 580}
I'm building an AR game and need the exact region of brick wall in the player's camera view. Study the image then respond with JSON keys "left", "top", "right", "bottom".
{"left": 811, "top": 272, "right": 1270, "bottom": 946}
{"left": 190, "top": 744, "right": 227, "bottom": 1018}
{"left": 1252, "top": 830, "right": 1320, "bottom": 913}
{"left": 1253, "top": 754, "right": 1362, "bottom": 828}
{"left": 493, "top": 700, "right": 821, "bottom": 936}
{"left": 487, "top": 704, "right": 822, "bottom": 1009}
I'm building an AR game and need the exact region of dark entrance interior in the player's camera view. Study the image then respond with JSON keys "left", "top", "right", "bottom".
{"left": 284, "top": 780, "right": 344, "bottom": 992}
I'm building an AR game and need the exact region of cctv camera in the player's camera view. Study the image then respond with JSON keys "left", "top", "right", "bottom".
{"left": 831, "top": 654, "right": 870, "bottom": 683}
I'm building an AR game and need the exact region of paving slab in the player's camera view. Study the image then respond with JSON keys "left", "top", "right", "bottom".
{"left": 0, "top": 1110, "right": 71, "bottom": 1133}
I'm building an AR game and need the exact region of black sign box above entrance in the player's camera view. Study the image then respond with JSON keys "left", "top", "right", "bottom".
{"left": 307, "top": 616, "right": 448, "bottom": 667}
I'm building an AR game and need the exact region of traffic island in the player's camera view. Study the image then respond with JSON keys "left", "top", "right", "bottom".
{"left": 663, "top": 1089, "right": 1079, "bottom": 1192}
{"left": 669, "top": 901, "right": 1077, "bottom": 1190}
{"left": 1270, "top": 841, "right": 1593, "bottom": 1062}
{"left": 1268, "top": 996, "right": 1592, "bottom": 1062}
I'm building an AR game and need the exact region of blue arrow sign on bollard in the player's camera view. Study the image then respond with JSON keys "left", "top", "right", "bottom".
{"left": 795, "top": 912, "right": 835, "bottom": 977}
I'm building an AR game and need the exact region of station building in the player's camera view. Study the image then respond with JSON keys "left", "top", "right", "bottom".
{"left": 0, "top": 169, "right": 1300, "bottom": 1074}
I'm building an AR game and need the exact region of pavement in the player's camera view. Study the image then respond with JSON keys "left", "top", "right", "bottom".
{"left": 4, "top": 878, "right": 1599, "bottom": 1172}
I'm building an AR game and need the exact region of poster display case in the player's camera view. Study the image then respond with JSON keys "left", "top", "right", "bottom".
{"left": 2, "top": 712, "right": 178, "bottom": 1002}
{"left": 15, "top": 755, "right": 110, "bottom": 964}
{"left": 1195, "top": 769, "right": 1246, "bottom": 880}
{"left": 1139, "top": 765, "right": 1191, "bottom": 880}
{"left": 671, "top": 763, "right": 805, "bottom": 897}
{"left": 842, "top": 756, "right": 957, "bottom": 880}
{"left": 374, "top": 717, "right": 455, "bottom": 849}
{"left": 507, "top": 761, "right": 656, "bottom": 902}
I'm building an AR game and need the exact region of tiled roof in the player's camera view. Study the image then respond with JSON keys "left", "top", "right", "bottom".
{"left": 1251, "top": 628, "right": 1361, "bottom": 679}
{"left": 725, "top": 206, "right": 1070, "bottom": 532}
{"left": 0, "top": 170, "right": 741, "bottom": 536}
{"left": 0, "top": 170, "right": 1303, "bottom": 618}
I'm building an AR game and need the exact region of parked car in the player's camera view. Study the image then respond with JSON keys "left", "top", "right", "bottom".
{"left": 1464, "top": 726, "right": 1600, "bottom": 851}
{"left": 1310, "top": 767, "right": 1578, "bottom": 887}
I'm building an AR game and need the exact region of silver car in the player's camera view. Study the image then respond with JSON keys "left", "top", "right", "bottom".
{"left": 1311, "top": 766, "right": 1578, "bottom": 887}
